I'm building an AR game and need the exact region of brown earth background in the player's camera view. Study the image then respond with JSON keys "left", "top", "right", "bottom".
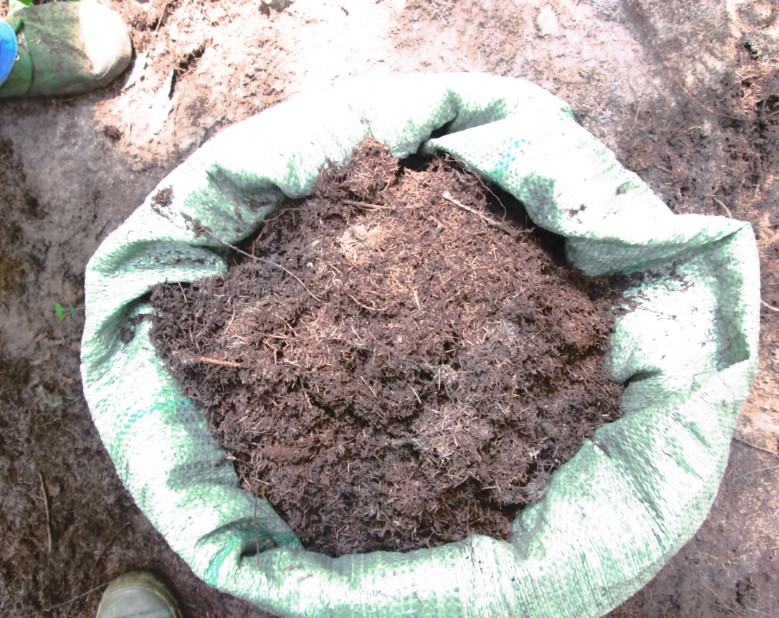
{"left": 0, "top": 0, "right": 777, "bottom": 616}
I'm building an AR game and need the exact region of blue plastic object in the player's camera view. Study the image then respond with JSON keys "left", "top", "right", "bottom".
{"left": 0, "top": 21, "right": 17, "bottom": 86}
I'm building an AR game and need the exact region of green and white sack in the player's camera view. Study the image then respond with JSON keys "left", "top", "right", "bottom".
{"left": 81, "top": 73, "right": 760, "bottom": 617}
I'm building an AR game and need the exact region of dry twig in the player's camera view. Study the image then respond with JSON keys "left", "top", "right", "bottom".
{"left": 732, "top": 464, "right": 779, "bottom": 482}
{"left": 38, "top": 471, "right": 53, "bottom": 554}
{"left": 343, "top": 199, "right": 393, "bottom": 211}
{"left": 711, "top": 196, "right": 733, "bottom": 218}
{"left": 42, "top": 583, "right": 109, "bottom": 613}
{"left": 360, "top": 376, "right": 378, "bottom": 398}
{"left": 734, "top": 437, "right": 779, "bottom": 457}
{"left": 201, "top": 228, "right": 323, "bottom": 302}
{"left": 173, "top": 350, "right": 242, "bottom": 367}
{"left": 441, "top": 191, "right": 514, "bottom": 234}
{"left": 154, "top": 0, "right": 173, "bottom": 33}
{"left": 90, "top": 522, "right": 131, "bottom": 583}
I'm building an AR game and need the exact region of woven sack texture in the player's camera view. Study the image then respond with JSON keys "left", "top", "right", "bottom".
{"left": 81, "top": 73, "right": 760, "bottom": 618}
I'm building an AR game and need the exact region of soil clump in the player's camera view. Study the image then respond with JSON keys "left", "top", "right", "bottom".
{"left": 150, "top": 139, "right": 625, "bottom": 556}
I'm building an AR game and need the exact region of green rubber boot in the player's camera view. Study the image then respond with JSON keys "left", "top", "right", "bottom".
{"left": 0, "top": 1, "right": 131, "bottom": 97}
{"left": 96, "top": 572, "right": 183, "bottom": 618}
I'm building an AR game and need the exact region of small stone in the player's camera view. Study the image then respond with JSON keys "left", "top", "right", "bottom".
{"left": 536, "top": 6, "right": 561, "bottom": 38}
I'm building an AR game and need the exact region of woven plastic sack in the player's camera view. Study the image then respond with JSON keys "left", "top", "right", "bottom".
{"left": 81, "top": 73, "right": 760, "bottom": 617}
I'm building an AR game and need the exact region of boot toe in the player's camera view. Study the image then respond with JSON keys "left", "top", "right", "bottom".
{"left": 96, "top": 571, "right": 182, "bottom": 618}
{"left": 77, "top": 2, "right": 133, "bottom": 85}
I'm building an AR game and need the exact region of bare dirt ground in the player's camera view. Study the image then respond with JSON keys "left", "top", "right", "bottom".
{"left": 0, "top": 0, "right": 776, "bottom": 616}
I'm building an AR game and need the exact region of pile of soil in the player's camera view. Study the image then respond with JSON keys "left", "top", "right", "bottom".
{"left": 150, "top": 139, "right": 626, "bottom": 556}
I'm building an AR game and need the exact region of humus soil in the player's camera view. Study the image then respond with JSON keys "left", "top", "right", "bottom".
{"left": 150, "top": 140, "right": 625, "bottom": 556}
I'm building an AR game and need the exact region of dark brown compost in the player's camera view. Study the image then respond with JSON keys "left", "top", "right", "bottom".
{"left": 150, "top": 139, "right": 626, "bottom": 556}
